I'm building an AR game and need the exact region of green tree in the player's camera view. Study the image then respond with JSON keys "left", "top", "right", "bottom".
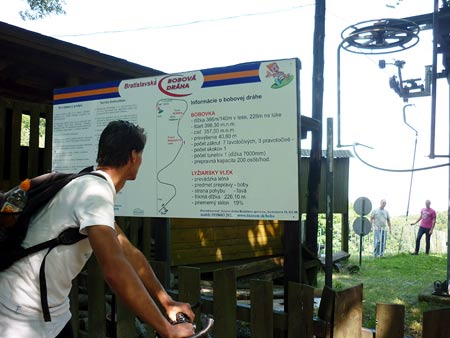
{"left": 20, "top": 114, "right": 46, "bottom": 148}
{"left": 20, "top": 0, "right": 66, "bottom": 20}
{"left": 21, "top": 114, "right": 30, "bottom": 146}
{"left": 435, "top": 211, "right": 448, "bottom": 231}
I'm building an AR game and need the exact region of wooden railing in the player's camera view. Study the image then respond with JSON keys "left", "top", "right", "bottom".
{"left": 73, "top": 257, "right": 448, "bottom": 338}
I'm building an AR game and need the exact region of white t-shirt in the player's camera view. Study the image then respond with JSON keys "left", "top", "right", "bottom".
{"left": 371, "top": 208, "right": 390, "bottom": 230}
{"left": 0, "top": 170, "right": 116, "bottom": 337}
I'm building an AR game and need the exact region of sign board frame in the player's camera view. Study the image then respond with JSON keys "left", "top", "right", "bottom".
{"left": 53, "top": 58, "right": 301, "bottom": 220}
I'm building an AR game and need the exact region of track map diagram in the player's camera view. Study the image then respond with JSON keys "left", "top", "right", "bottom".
{"left": 53, "top": 58, "right": 301, "bottom": 220}
{"left": 156, "top": 99, "right": 188, "bottom": 215}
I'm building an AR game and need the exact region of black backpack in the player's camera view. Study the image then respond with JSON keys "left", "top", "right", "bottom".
{"left": 0, "top": 166, "right": 105, "bottom": 321}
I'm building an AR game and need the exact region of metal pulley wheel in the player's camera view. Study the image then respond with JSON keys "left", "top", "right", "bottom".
{"left": 340, "top": 18, "right": 420, "bottom": 54}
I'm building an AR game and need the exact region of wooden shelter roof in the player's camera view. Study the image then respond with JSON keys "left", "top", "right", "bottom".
{"left": 0, "top": 21, "right": 164, "bottom": 104}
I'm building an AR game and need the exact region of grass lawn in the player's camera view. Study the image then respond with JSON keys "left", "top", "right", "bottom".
{"left": 316, "top": 253, "right": 450, "bottom": 337}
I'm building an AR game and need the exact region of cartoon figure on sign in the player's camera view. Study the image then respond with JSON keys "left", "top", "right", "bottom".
{"left": 266, "top": 62, "right": 293, "bottom": 88}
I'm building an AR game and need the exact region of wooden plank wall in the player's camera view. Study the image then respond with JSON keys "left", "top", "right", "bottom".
{"left": 0, "top": 97, "right": 52, "bottom": 190}
{"left": 170, "top": 218, "right": 283, "bottom": 266}
{"left": 300, "top": 157, "right": 349, "bottom": 213}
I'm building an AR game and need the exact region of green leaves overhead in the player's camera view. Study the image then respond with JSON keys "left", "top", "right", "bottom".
{"left": 19, "top": 0, "right": 66, "bottom": 20}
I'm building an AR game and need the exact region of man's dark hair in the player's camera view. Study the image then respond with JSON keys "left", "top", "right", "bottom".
{"left": 97, "top": 120, "right": 147, "bottom": 167}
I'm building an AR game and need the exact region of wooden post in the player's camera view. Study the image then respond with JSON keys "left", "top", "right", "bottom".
{"left": 87, "top": 255, "right": 106, "bottom": 338}
{"left": 305, "top": 0, "right": 326, "bottom": 285}
{"left": 317, "top": 284, "right": 363, "bottom": 338}
{"left": 283, "top": 220, "right": 301, "bottom": 307}
{"left": 250, "top": 279, "right": 273, "bottom": 338}
{"left": 214, "top": 267, "right": 236, "bottom": 338}
{"left": 152, "top": 217, "right": 171, "bottom": 287}
{"left": 116, "top": 297, "right": 136, "bottom": 338}
{"left": 70, "top": 277, "right": 80, "bottom": 338}
{"left": 178, "top": 266, "right": 201, "bottom": 328}
{"left": 151, "top": 261, "right": 169, "bottom": 289}
{"left": 317, "top": 285, "right": 335, "bottom": 338}
{"left": 342, "top": 212, "right": 349, "bottom": 252}
{"left": 288, "top": 282, "right": 313, "bottom": 338}
{"left": 375, "top": 303, "right": 404, "bottom": 338}
{"left": 116, "top": 217, "right": 139, "bottom": 338}
{"left": 152, "top": 259, "right": 171, "bottom": 335}
{"left": 0, "top": 99, "right": 6, "bottom": 188}
{"left": 422, "top": 307, "right": 450, "bottom": 338}
{"left": 333, "top": 284, "right": 363, "bottom": 338}
{"left": 129, "top": 217, "right": 141, "bottom": 247}
{"left": 10, "top": 101, "right": 21, "bottom": 183}
{"left": 142, "top": 218, "right": 153, "bottom": 261}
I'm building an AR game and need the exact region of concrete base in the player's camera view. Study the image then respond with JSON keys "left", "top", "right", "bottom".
{"left": 418, "top": 287, "right": 450, "bottom": 305}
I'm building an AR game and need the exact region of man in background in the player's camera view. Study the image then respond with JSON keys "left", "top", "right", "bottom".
{"left": 411, "top": 199, "right": 436, "bottom": 255}
{"left": 371, "top": 199, "right": 392, "bottom": 257}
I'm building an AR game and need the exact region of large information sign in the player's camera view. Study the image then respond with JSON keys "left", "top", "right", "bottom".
{"left": 53, "top": 58, "right": 300, "bottom": 220}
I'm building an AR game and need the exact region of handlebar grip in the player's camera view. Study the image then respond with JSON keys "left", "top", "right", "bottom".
{"left": 156, "top": 313, "right": 214, "bottom": 338}
{"left": 155, "top": 313, "right": 192, "bottom": 338}
{"left": 174, "top": 312, "right": 191, "bottom": 324}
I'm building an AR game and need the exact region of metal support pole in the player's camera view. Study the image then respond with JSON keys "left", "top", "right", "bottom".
{"left": 337, "top": 44, "right": 343, "bottom": 148}
{"left": 447, "top": 81, "right": 450, "bottom": 288}
{"left": 325, "top": 118, "right": 334, "bottom": 287}
{"left": 359, "top": 201, "right": 366, "bottom": 268}
{"left": 430, "top": 0, "right": 439, "bottom": 159}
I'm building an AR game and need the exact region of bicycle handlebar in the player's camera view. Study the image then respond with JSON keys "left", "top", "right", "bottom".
{"left": 188, "top": 316, "right": 214, "bottom": 338}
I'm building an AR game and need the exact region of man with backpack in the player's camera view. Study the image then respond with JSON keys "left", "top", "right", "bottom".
{"left": 0, "top": 120, "right": 195, "bottom": 338}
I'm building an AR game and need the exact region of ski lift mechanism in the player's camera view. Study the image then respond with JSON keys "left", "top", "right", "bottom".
{"left": 378, "top": 59, "right": 433, "bottom": 102}
{"left": 337, "top": 3, "right": 450, "bottom": 158}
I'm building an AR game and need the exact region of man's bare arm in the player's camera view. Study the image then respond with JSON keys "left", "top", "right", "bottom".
{"left": 114, "top": 222, "right": 194, "bottom": 321}
{"left": 87, "top": 225, "right": 194, "bottom": 338}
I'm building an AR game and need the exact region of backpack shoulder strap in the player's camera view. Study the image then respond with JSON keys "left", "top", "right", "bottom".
{"left": 37, "top": 169, "right": 105, "bottom": 322}
{"left": 39, "top": 227, "right": 87, "bottom": 322}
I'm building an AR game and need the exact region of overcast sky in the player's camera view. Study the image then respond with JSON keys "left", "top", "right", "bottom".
{"left": 2, "top": 0, "right": 448, "bottom": 216}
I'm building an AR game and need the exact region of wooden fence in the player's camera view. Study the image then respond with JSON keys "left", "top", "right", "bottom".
{"left": 70, "top": 217, "right": 448, "bottom": 338}
{"left": 71, "top": 237, "right": 450, "bottom": 338}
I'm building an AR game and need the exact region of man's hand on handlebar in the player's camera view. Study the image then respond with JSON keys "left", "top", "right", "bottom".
{"left": 167, "top": 322, "right": 196, "bottom": 338}
{"left": 165, "top": 300, "right": 195, "bottom": 324}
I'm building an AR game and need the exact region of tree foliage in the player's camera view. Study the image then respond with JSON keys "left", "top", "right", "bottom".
{"left": 21, "top": 114, "right": 46, "bottom": 148}
{"left": 20, "top": 0, "right": 66, "bottom": 20}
